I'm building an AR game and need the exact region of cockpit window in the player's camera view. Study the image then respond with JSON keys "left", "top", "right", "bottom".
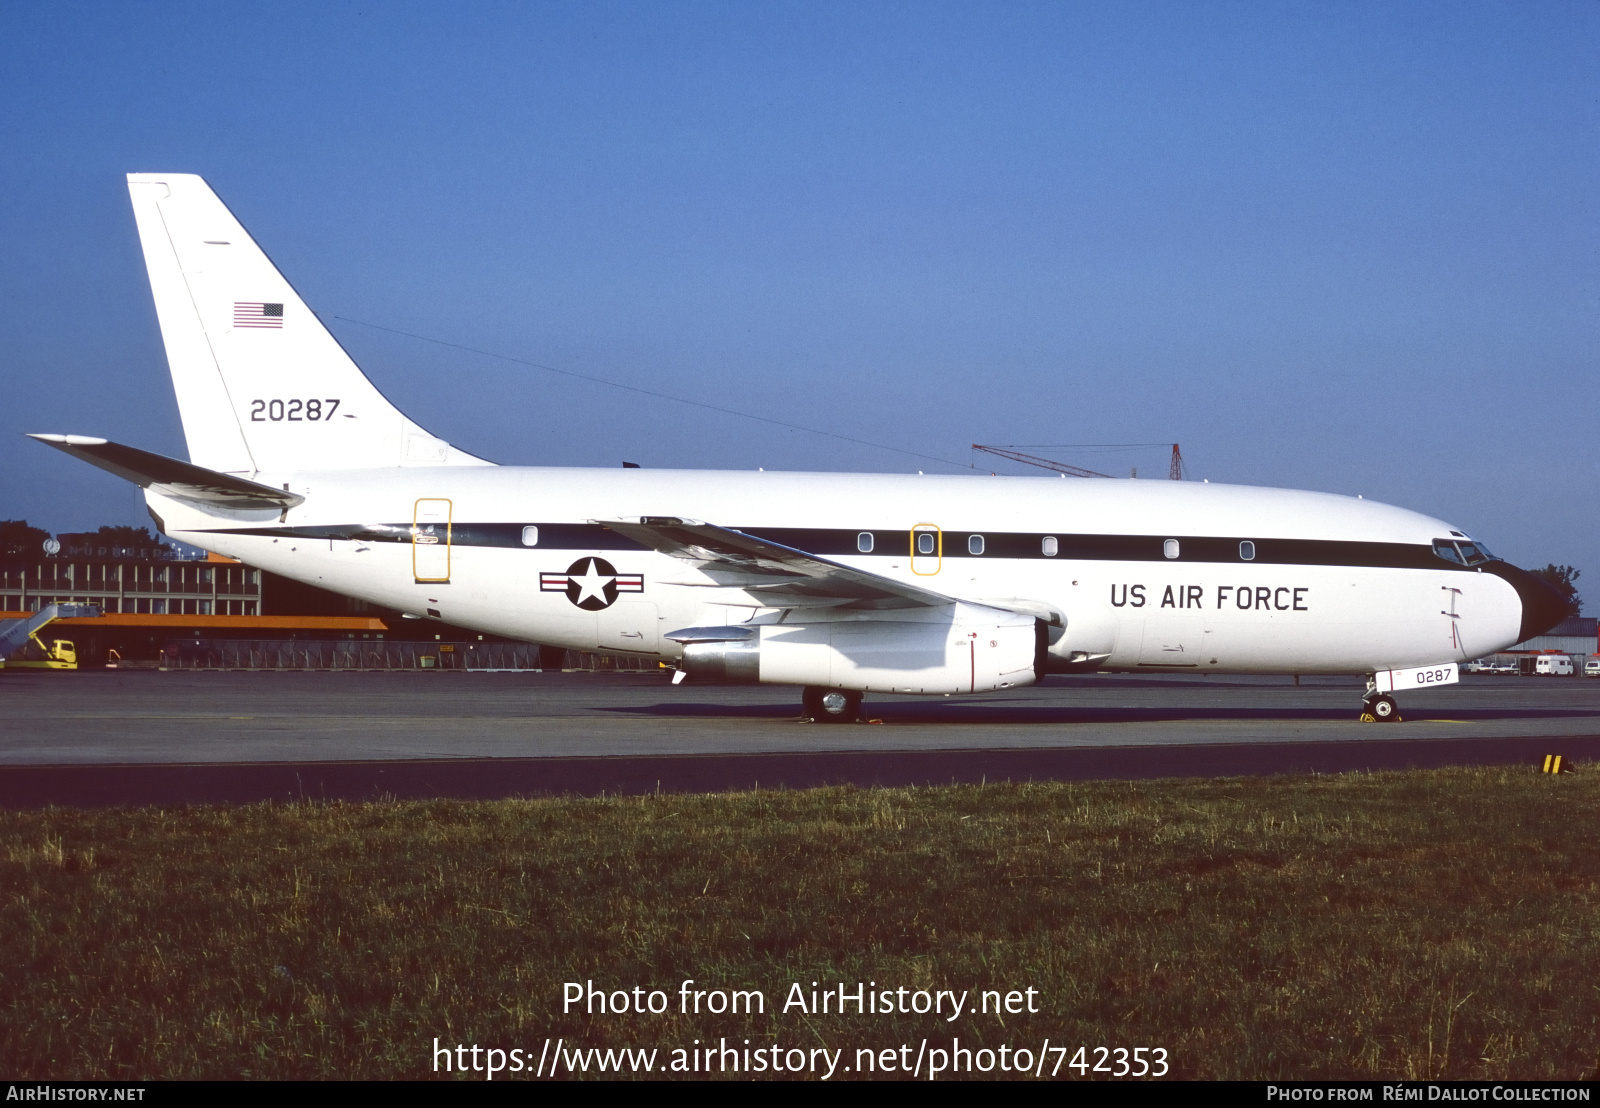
{"left": 1434, "top": 539, "right": 1498, "bottom": 566}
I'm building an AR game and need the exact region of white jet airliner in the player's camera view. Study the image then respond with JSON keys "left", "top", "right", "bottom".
{"left": 31, "top": 174, "right": 1567, "bottom": 723}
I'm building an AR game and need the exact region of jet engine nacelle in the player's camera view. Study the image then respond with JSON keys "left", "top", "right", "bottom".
{"left": 671, "top": 606, "right": 1041, "bottom": 695}
{"left": 975, "top": 596, "right": 1117, "bottom": 673}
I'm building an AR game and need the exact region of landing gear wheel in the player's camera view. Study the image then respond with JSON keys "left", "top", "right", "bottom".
{"left": 1362, "top": 694, "right": 1400, "bottom": 723}
{"left": 803, "top": 686, "right": 863, "bottom": 723}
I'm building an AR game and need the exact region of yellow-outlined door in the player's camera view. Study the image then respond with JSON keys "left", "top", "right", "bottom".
{"left": 910, "top": 523, "right": 942, "bottom": 576}
{"left": 413, "top": 498, "right": 452, "bottom": 583}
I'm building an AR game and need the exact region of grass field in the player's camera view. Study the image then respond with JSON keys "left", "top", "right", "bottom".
{"left": 0, "top": 765, "right": 1596, "bottom": 1080}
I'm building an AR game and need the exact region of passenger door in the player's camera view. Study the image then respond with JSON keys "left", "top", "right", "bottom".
{"left": 412, "top": 498, "right": 452, "bottom": 583}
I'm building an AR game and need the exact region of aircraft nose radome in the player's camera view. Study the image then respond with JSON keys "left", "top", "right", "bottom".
{"left": 1505, "top": 565, "right": 1570, "bottom": 642}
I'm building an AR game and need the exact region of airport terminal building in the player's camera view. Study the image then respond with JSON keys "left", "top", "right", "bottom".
{"left": 2, "top": 539, "right": 262, "bottom": 616}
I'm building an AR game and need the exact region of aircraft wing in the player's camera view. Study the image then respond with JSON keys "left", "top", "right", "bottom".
{"left": 597, "top": 517, "right": 955, "bottom": 611}
{"left": 28, "top": 435, "right": 304, "bottom": 511}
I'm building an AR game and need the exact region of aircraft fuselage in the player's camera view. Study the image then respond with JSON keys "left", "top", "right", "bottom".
{"left": 150, "top": 463, "right": 1532, "bottom": 678}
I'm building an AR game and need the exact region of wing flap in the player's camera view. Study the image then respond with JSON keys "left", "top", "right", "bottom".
{"left": 597, "top": 517, "right": 951, "bottom": 610}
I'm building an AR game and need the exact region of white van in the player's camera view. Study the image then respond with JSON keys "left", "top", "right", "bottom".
{"left": 1585, "top": 659, "right": 1600, "bottom": 679}
{"left": 1535, "top": 655, "right": 1573, "bottom": 676}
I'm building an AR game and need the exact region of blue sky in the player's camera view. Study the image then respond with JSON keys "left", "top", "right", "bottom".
{"left": 2, "top": 2, "right": 1595, "bottom": 578}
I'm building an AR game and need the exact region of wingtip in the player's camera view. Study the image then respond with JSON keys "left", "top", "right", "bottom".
{"left": 28, "top": 434, "right": 108, "bottom": 446}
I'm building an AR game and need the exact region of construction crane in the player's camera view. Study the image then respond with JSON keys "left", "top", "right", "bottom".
{"left": 970, "top": 445, "right": 1112, "bottom": 478}
{"left": 971, "top": 443, "right": 1187, "bottom": 480}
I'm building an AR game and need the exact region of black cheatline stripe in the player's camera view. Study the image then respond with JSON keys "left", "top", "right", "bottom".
{"left": 197, "top": 523, "right": 1478, "bottom": 573}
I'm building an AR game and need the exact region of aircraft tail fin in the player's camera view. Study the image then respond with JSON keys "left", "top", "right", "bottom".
{"left": 125, "top": 173, "right": 491, "bottom": 474}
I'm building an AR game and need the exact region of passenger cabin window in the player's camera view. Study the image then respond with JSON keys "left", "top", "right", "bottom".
{"left": 857, "top": 532, "right": 874, "bottom": 553}
{"left": 1163, "top": 539, "right": 1180, "bottom": 559}
{"left": 968, "top": 535, "right": 985, "bottom": 555}
{"left": 1239, "top": 540, "right": 1255, "bottom": 561}
{"left": 1041, "top": 536, "right": 1058, "bottom": 557}
{"left": 521, "top": 526, "right": 539, "bottom": 547}
{"left": 917, "top": 532, "right": 937, "bottom": 555}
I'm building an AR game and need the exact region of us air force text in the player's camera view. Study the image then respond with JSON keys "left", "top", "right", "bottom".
{"left": 1111, "top": 583, "right": 1310, "bottom": 610}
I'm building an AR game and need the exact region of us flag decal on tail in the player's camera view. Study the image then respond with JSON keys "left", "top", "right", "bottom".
{"left": 233, "top": 302, "right": 284, "bottom": 328}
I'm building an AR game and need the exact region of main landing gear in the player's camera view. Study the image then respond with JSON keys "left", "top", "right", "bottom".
{"left": 1359, "top": 676, "right": 1402, "bottom": 723}
{"left": 803, "top": 686, "right": 863, "bottom": 724}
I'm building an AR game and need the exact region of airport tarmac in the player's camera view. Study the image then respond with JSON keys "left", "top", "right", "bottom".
{"left": 0, "top": 670, "right": 1595, "bottom": 806}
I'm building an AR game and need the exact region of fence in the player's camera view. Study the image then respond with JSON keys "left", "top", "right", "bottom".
{"left": 161, "top": 639, "right": 663, "bottom": 672}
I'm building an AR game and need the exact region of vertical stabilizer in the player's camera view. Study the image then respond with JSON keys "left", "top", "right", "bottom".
{"left": 126, "top": 173, "right": 491, "bottom": 473}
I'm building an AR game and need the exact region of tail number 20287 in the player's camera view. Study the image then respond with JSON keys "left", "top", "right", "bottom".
{"left": 250, "top": 399, "right": 342, "bottom": 422}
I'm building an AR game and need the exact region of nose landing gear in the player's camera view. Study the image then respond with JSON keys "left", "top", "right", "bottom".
{"left": 1359, "top": 676, "right": 1402, "bottom": 723}
{"left": 1360, "top": 693, "right": 1401, "bottom": 723}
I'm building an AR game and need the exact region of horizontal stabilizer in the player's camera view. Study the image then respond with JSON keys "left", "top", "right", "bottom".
{"left": 28, "top": 435, "right": 304, "bottom": 511}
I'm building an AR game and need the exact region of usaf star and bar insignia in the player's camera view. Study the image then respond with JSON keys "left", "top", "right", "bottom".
{"left": 541, "top": 557, "right": 644, "bottom": 611}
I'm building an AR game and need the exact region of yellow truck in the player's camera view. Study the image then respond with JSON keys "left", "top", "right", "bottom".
{"left": 5, "top": 635, "right": 77, "bottom": 670}
{"left": 0, "top": 604, "right": 96, "bottom": 671}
